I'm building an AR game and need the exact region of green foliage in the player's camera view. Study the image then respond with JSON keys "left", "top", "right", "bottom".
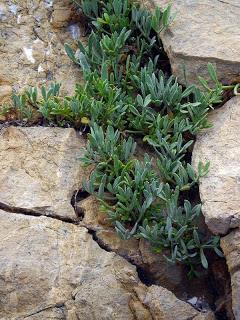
{"left": 0, "top": 0, "right": 229, "bottom": 273}
{"left": 67, "top": 0, "right": 225, "bottom": 272}
{"left": 82, "top": 124, "right": 222, "bottom": 269}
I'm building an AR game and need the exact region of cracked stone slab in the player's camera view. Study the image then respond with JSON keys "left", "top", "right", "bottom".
{"left": 221, "top": 229, "right": 240, "bottom": 320}
{"left": 0, "top": 209, "right": 146, "bottom": 319}
{"left": 0, "top": 126, "right": 87, "bottom": 220}
{"left": 0, "top": 209, "right": 215, "bottom": 320}
{"left": 192, "top": 97, "right": 240, "bottom": 234}
{"left": 142, "top": 0, "right": 240, "bottom": 85}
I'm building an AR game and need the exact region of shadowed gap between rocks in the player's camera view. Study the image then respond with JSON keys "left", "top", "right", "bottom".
{"left": 0, "top": 201, "right": 79, "bottom": 224}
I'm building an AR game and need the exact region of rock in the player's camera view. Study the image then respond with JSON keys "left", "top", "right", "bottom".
{"left": 77, "top": 195, "right": 112, "bottom": 228}
{"left": 51, "top": 0, "right": 73, "bottom": 28}
{"left": 192, "top": 97, "right": 240, "bottom": 234}
{"left": 0, "top": 209, "right": 150, "bottom": 319}
{"left": 0, "top": 209, "right": 212, "bottom": 320}
{"left": 221, "top": 229, "right": 240, "bottom": 320}
{"left": 136, "top": 285, "right": 215, "bottom": 320}
{"left": 0, "top": 0, "right": 83, "bottom": 99}
{"left": 0, "top": 85, "right": 12, "bottom": 103}
{"left": 142, "top": 0, "right": 240, "bottom": 85}
{"left": 0, "top": 126, "right": 88, "bottom": 220}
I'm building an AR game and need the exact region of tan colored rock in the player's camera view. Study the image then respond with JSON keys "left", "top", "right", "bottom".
{"left": 221, "top": 229, "right": 240, "bottom": 320}
{"left": 51, "top": 0, "right": 73, "bottom": 28}
{"left": 0, "top": 209, "right": 215, "bottom": 319}
{"left": 0, "top": 209, "right": 148, "bottom": 319}
{"left": 0, "top": 0, "right": 82, "bottom": 99}
{"left": 77, "top": 195, "right": 111, "bottom": 228}
{"left": 77, "top": 196, "right": 143, "bottom": 265}
{"left": 0, "top": 126, "right": 87, "bottom": 220}
{"left": 143, "top": 0, "right": 240, "bottom": 85}
{"left": 0, "top": 85, "right": 12, "bottom": 103}
{"left": 137, "top": 285, "right": 215, "bottom": 320}
{"left": 192, "top": 97, "right": 240, "bottom": 235}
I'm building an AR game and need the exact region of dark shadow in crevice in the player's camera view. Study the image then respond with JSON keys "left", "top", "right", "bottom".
{"left": 71, "top": 189, "right": 91, "bottom": 219}
{"left": 0, "top": 201, "right": 78, "bottom": 224}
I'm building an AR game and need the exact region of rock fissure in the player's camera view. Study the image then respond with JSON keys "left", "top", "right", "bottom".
{"left": 0, "top": 201, "right": 79, "bottom": 224}
{"left": 23, "top": 302, "right": 66, "bottom": 319}
{"left": 216, "top": 0, "right": 240, "bottom": 8}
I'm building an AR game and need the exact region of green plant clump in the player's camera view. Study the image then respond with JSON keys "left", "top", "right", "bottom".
{"left": 2, "top": 0, "right": 236, "bottom": 275}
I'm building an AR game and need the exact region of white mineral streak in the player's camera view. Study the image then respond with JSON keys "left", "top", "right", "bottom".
{"left": 23, "top": 47, "right": 36, "bottom": 64}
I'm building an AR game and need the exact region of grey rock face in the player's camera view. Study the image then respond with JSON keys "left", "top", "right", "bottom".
{"left": 142, "top": 0, "right": 240, "bottom": 85}
{"left": 192, "top": 97, "right": 240, "bottom": 235}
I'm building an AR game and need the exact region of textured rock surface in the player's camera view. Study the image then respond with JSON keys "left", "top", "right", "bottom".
{"left": 0, "top": 126, "right": 87, "bottom": 220}
{"left": 0, "top": 209, "right": 148, "bottom": 319}
{"left": 221, "top": 229, "right": 240, "bottom": 320}
{"left": 0, "top": 209, "right": 215, "bottom": 320}
{"left": 0, "top": 0, "right": 83, "bottom": 104}
{"left": 192, "top": 97, "right": 240, "bottom": 235}
{"left": 136, "top": 285, "right": 214, "bottom": 320}
{"left": 143, "top": 0, "right": 240, "bottom": 85}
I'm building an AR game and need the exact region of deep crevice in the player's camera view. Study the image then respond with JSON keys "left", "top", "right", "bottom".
{"left": 71, "top": 189, "right": 91, "bottom": 219}
{"left": 87, "top": 228, "right": 154, "bottom": 286}
{"left": 0, "top": 201, "right": 79, "bottom": 224}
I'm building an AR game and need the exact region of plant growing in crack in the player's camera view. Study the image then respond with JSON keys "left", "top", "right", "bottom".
{"left": 2, "top": 0, "right": 239, "bottom": 275}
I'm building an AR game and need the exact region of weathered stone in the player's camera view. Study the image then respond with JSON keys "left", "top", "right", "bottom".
{"left": 0, "top": 209, "right": 213, "bottom": 320}
{"left": 0, "top": 126, "right": 87, "bottom": 220}
{"left": 192, "top": 97, "right": 240, "bottom": 235}
{"left": 221, "top": 229, "right": 240, "bottom": 320}
{"left": 136, "top": 285, "right": 215, "bottom": 320}
{"left": 0, "top": 85, "right": 12, "bottom": 104}
{"left": 77, "top": 195, "right": 112, "bottom": 228}
{"left": 0, "top": 209, "right": 149, "bottom": 319}
{"left": 143, "top": 0, "right": 240, "bottom": 85}
{"left": 0, "top": 0, "right": 82, "bottom": 100}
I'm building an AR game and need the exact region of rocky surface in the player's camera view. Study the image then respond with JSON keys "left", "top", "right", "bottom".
{"left": 0, "top": 126, "right": 87, "bottom": 220}
{"left": 0, "top": 126, "right": 216, "bottom": 319}
{"left": 0, "top": 209, "right": 145, "bottom": 319}
{"left": 0, "top": 0, "right": 83, "bottom": 104}
{"left": 143, "top": 0, "right": 240, "bottom": 85}
{"left": 192, "top": 97, "right": 240, "bottom": 235}
{"left": 0, "top": 208, "right": 215, "bottom": 320}
{"left": 137, "top": 286, "right": 215, "bottom": 320}
{"left": 221, "top": 229, "right": 240, "bottom": 320}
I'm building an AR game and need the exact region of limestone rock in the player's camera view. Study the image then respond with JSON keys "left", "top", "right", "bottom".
{"left": 0, "top": 209, "right": 149, "bottom": 320}
{"left": 137, "top": 285, "right": 215, "bottom": 320}
{"left": 143, "top": 0, "right": 240, "bottom": 85}
{"left": 0, "top": 85, "right": 12, "bottom": 104}
{"left": 0, "top": 0, "right": 83, "bottom": 100}
{"left": 192, "top": 97, "right": 240, "bottom": 235}
{"left": 0, "top": 208, "right": 215, "bottom": 319}
{"left": 221, "top": 229, "right": 240, "bottom": 320}
{"left": 0, "top": 126, "right": 87, "bottom": 220}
